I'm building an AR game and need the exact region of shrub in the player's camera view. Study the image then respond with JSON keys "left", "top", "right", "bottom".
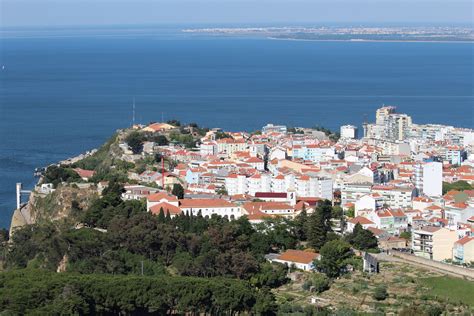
{"left": 372, "top": 285, "right": 388, "bottom": 301}
{"left": 311, "top": 274, "right": 330, "bottom": 293}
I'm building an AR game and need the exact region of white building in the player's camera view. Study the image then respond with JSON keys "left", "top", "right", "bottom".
{"left": 346, "top": 216, "right": 376, "bottom": 233}
{"left": 355, "top": 194, "right": 383, "bottom": 216}
{"left": 200, "top": 141, "right": 217, "bottom": 156}
{"left": 372, "top": 185, "right": 415, "bottom": 209}
{"left": 179, "top": 199, "right": 242, "bottom": 218}
{"left": 269, "top": 147, "right": 287, "bottom": 161}
{"left": 418, "top": 162, "right": 442, "bottom": 197}
{"left": 270, "top": 249, "right": 319, "bottom": 271}
{"left": 444, "top": 203, "right": 474, "bottom": 228}
{"left": 262, "top": 124, "right": 287, "bottom": 134}
{"left": 340, "top": 125, "right": 358, "bottom": 139}
{"left": 341, "top": 182, "right": 373, "bottom": 206}
{"left": 225, "top": 174, "right": 248, "bottom": 195}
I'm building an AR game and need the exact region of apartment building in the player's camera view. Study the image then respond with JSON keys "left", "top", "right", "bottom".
{"left": 412, "top": 226, "right": 458, "bottom": 261}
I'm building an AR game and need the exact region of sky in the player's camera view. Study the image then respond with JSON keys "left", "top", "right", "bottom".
{"left": 0, "top": 0, "right": 472, "bottom": 27}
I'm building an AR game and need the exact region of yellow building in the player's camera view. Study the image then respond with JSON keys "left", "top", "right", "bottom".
{"left": 413, "top": 226, "right": 458, "bottom": 261}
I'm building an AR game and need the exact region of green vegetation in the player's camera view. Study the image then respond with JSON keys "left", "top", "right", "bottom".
{"left": 73, "top": 134, "right": 119, "bottom": 171}
{"left": 5, "top": 186, "right": 303, "bottom": 283}
{"left": 42, "top": 165, "right": 81, "bottom": 188}
{"left": 215, "top": 186, "right": 228, "bottom": 195}
{"left": 146, "top": 133, "right": 169, "bottom": 146}
{"left": 346, "top": 205, "right": 355, "bottom": 218}
{"left": 306, "top": 200, "right": 334, "bottom": 250}
{"left": 312, "top": 126, "right": 341, "bottom": 142}
{"left": 316, "top": 239, "right": 353, "bottom": 278}
{"left": 400, "top": 231, "right": 411, "bottom": 240}
{"left": 420, "top": 276, "right": 474, "bottom": 306}
{"left": 166, "top": 119, "right": 181, "bottom": 126}
{"left": 0, "top": 269, "right": 275, "bottom": 314}
{"left": 442, "top": 180, "right": 473, "bottom": 194}
{"left": 345, "top": 223, "right": 378, "bottom": 251}
{"left": 303, "top": 273, "right": 331, "bottom": 293}
{"left": 215, "top": 131, "right": 232, "bottom": 139}
{"left": 372, "top": 285, "right": 388, "bottom": 301}
{"left": 169, "top": 131, "right": 196, "bottom": 148}
{"left": 287, "top": 127, "right": 304, "bottom": 135}
{"left": 125, "top": 131, "right": 145, "bottom": 154}
{"left": 171, "top": 183, "right": 185, "bottom": 199}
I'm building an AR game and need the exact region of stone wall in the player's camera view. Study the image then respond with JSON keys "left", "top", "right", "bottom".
{"left": 392, "top": 251, "right": 474, "bottom": 280}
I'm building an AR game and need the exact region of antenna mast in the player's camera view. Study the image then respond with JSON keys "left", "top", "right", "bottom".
{"left": 132, "top": 98, "right": 136, "bottom": 127}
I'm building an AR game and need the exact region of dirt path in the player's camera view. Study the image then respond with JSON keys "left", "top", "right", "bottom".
{"left": 375, "top": 252, "right": 474, "bottom": 280}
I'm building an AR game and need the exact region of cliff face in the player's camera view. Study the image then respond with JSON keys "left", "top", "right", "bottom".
{"left": 31, "top": 184, "right": 98, "bottom": 222}
{"left": 10, "top": 184, "right": 98, "bottom": 234}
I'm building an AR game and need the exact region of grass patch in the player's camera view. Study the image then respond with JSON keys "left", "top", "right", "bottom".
{"left": 420, "top": 276, "right": 474, "bottom": 306}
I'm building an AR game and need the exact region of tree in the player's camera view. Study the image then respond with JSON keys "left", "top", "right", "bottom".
{"left": 307, "top": 200, "right": 333, "bottom": 250}
{"left": 215, "top": 131, "right": 232, "bottom": 140}
{"left": 346, "top": 205, "right": 355, "bottom": 218}
{"left": 125, "top": 131, "right": 145, "bottom": 154}
{"left": 345, "top": 223, "right": 378, "bottom": 251}
{"left": 317, "top": 239, "right": 353, "bottom": 278}
{"left": 251, "top": 262, "right": 288, "bottom": 288}
{"left": 149, "top": 134, "right": 169, "bottom": 146}
{"left": 157, "top": 207, "right": 165, "bottom": 223}
{"left": 215, "top": 187, "right": 228, "bottom": 196}
{"left": 0, "top": 269, "right": 273, "bottom": 314}
{"left": 400, "top": 231, "right": 411, "bottom": 241}
{"left": 442, "top": 180, "right": 472, "bottom": 194}
{"left": 294, "top": 205, "right": 308, "bottom": 241}
{"left": 166, "top": 119, "right": 181, "bottom": 126}
{"left": 172, "top": 183, "right": 185, "bottom": 199}
{"left": 309, "top": 274, "right": 330, "bottom": 293}
{"left": 42, "top": 165, "right": 81, "bottom": 187}
{"left": 331, "top": 205, "right": 343, "bottom": 220}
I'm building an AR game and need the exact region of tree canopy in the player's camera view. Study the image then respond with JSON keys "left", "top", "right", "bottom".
{"left": 345, "top": 223, "right": 378, "bottom": 251}
{"left": 316, "top": 239, "right": 354, "bottom": 278}
{"left": 125, "top": 131, "right": 145, "bottom": 154}
{"left": 0, "top": 269, "right": 276, "bottom": 314}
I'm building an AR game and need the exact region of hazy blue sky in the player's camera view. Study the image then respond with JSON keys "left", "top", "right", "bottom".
{"left": 1, "top": 0, "right": 472, "bottom": 27}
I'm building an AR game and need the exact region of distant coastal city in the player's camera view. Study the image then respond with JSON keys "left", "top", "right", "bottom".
{"left": 183, "top": 26, "right": 474, "bottom": 42}
{"left": 1, "top": 0, "right": 473, "bottom": 312}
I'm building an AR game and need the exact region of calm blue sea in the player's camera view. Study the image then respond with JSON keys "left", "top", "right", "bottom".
{"left": 0, "top": 26, "right": 473, "bottom": 228}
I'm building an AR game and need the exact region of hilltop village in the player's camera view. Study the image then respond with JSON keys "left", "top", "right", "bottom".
{"left": 3, "top": 105, "right": 474, "bottom": 314}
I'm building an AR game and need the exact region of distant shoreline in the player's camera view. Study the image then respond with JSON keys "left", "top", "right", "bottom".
{"left": 267, "top": 36, "right": 474, "bottom": 44}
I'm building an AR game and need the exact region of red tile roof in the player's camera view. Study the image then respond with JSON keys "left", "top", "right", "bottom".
{"left": 150, "top": 202, "right": 182, "bottom": 215}
{"left": 179, "top": 199, "right": 235, "bottom": 208}
{"left": 455, "top": 236, "right": 474, "bottom": 246}
{"left": 147, "top": 192, "right": 178, "bottom": 202}
{"left": 255, "top": 192, "right": 287, "bottom": 199}
{"left": 349, "top": 216, "right": 375, "bottom": 225}
{"left": 277, "top": 249, "right": 319, "bottom": 264}
{"left": 73, "top": 168, "right": 95, "bottom": 179}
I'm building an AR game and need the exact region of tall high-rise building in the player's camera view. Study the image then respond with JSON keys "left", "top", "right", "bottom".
{"left": 375, "top": 106, "right": 396, "bottom": 125}
{"left": 387, "top": 113, "right": 412, "bottom": 141}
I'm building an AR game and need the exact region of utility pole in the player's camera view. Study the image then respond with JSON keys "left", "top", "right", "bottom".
{"left": 141, "top": 260, "right": 144, "bottom": 276}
